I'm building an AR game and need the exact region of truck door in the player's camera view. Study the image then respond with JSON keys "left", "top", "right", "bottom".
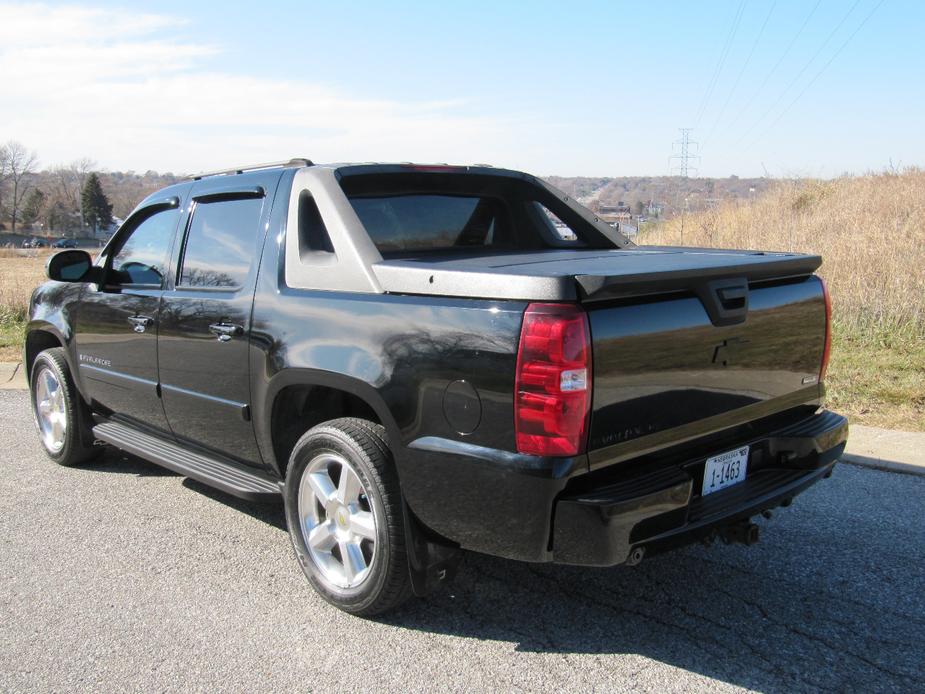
{"left": 73, "top": 197, "right": 184, "bottom": 433}
{"left": 157, "top": 172, "right": 281, "bottom": 467}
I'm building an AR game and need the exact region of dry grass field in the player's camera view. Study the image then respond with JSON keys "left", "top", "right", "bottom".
{"left": 1, "top": 171, "right": 922, "bottom": 430}
{"left": 642, "top": 169, "right": 925, "bottom": 430}
{"left": 0, "top": 249, "right": 49, "bottom": 362}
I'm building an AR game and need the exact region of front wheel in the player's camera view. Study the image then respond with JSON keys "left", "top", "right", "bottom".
{"left": 30, "top": 347, "right": 99, "bottom": 467}
{"left": 284, "top": 418, "right": 412, "bottom": 616}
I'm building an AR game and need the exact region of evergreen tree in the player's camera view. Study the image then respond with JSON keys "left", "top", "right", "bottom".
{"left": 81, "top": 172, "right": 113, "bottom": 234}
{"left": 21, "top": 188, "right": 46, "bottom": 227}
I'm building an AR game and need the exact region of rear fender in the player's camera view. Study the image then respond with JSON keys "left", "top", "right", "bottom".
{"left": 258, "top": 367, "right": 402, "bottom": 477}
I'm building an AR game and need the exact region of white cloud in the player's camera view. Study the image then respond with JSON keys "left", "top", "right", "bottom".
{"left": 0, "top": 2, "right": 522, "bottom": 173}
{"left": 0, "top": 3, "right": 184, "bottom": 44}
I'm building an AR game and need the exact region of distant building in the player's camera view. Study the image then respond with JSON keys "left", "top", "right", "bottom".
{"left": 598, "top": 202, "right": 632, "bottom": 216}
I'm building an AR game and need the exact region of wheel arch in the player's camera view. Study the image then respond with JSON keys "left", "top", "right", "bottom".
{"left": 24, "top": 324, "right": 68, "bottom": 381}
{"left": 260, "top": 368, "right": 402, "bottom": 480}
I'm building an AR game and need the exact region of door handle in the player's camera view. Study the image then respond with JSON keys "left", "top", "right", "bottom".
{"left": 209, "top": 322, "right": 244, "bottom": 342}
{"left": 127, "top": 315, "right": 154, "bottom": 333}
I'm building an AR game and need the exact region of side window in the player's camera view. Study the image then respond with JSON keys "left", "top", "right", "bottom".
{"left": 179, "top": 197, "right": 263, "bottom": 289}
{"left": 298, "top": 191, "right": 335, "bottom": 254}
{"left": 533, "top": 202, "right": 579, "bottom": 242}
{"left": 110, "top": 208, "right": 179, "bottom": 286}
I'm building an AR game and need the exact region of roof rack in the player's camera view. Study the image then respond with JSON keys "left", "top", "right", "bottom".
{"left": 188, "top": 157, "right": 313, "bottom": 180}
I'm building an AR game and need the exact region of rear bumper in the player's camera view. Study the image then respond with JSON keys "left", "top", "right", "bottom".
{"left": 551, "top": 410, "right": 848, "bottom": 566}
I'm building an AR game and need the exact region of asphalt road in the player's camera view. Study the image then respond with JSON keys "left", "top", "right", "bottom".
{"left": 1, "top": 390, "right": 922, "bottom": 693}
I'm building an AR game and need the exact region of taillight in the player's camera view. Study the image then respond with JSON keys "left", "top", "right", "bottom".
{"left": 515, "top": 303, "right": 592, "bottom": 456}
{"left": 819, "top": 277, "right": 832, "bottom": 382}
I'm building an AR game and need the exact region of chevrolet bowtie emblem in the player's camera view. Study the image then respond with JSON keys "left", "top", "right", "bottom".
{"left": 712, "top": 337, "right": 749, "bottom": 367}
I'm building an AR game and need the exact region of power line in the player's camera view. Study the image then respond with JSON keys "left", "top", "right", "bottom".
{"left": 703, "top": 1, "right": 777, "bottom": 147}
{"left": 746, "top": 0, "right": 886, "bottom": 149}
{"left": 733, "top": 0, "right": 862, "bottom": 147}
{"left": 670, "top": 128, "right": 700, "bottom": 178}
{"left": 694, "top": 0, "right": 748, "bottom": 128}
{"left": 724, "top": 0, "right": 822, "bottom": 135}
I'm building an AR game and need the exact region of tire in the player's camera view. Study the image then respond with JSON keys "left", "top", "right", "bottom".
{"left": 284, "top": 417, "right": 413, "bottom": 616}
{"left": 29, "top": 347, "right": 100, "bottom": 467}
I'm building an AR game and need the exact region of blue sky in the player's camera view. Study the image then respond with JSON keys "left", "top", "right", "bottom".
{"left": 1, "top": 0, "right": 921, "bottom": 176}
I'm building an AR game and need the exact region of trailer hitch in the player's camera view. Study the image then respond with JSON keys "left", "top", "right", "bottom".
{"left": 718, "top": 521, "right": 760, "bottom": 546}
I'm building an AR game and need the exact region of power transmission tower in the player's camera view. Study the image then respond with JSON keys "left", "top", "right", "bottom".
{"left": 670, "top": 128, "right": 700, "bottom": 178}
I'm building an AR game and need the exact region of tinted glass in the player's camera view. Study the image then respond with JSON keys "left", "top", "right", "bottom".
{"left": 299, "top": 191, "right": 334, "bottom": 253}
{"left": 180, "top": 197, "right": 263, "bottom": 288}
{"left": 349, "top": 195, "right": 511, "bottom": 254}
{"left": 535, "top": 202, "right": 579, "bottom": 241}
{"left": 110, "top": 208, "right": 178, "bottom": 286}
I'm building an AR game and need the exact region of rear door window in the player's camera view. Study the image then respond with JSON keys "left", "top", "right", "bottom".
{"left": 178, "top": 197, "right": 263, "bottom": 289}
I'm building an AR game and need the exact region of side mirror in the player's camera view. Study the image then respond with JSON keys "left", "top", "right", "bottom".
{"left": 46, "top": 250, "right": 95, "bottom": 283}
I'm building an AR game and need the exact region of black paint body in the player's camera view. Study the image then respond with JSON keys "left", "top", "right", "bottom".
{"left": 26, "top": 165, "right": 847, "bottom": 568}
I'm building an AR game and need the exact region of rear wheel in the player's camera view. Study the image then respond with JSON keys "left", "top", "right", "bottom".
{"left": 30, "top": 348, "right": 99, "bottom": 467}
{"left": 284, "top": 417, "right": 412, "bottom": 616}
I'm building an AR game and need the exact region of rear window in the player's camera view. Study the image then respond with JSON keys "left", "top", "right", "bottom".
{"left": 340, "top": 171, "right": 616, "bottom": 256}
{"left": 349, "top": 194, "right": 510, "bottom": 253}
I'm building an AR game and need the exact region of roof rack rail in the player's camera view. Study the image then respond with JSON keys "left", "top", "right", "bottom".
{"left": 188, "top": 157, "right": 313, "bottom": 180}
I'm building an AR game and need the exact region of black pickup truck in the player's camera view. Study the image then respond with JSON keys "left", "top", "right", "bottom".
{"left": 26, "top": 159, "right": 847, "bottom": 616}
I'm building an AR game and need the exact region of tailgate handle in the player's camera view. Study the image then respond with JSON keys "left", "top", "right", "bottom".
{"left": 698, "top": 278, "right": 749, "bottom": 326}
{"left": 718, "top": 286, "right": 747, "bottom": 309}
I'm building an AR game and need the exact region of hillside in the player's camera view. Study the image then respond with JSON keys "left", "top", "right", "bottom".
{"left": 545, "top": 175, "right": 773, "bottom": 216}
{"left": 640, "top": 170, "right": 925, "bottom": 430}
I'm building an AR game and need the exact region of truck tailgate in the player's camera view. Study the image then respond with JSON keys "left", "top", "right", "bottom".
{"left": 586, "top": 275, "right": 827, "bottom": 466}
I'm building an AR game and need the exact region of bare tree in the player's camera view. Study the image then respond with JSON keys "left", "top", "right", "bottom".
{"left": 50, "top": 157, "right": 96, "bottom": 228}
{"left": 0, "top": 144, "right": 10, "bottom": 224}
{"left": 4, "top": 141, "right": 39, "bottom": 234}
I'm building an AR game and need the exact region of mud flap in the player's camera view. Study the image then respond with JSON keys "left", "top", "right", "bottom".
{"left": 402, "top": 500, "right": 462, "bottom": 597}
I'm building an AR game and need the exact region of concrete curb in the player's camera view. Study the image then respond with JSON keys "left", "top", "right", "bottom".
{"left": 841, "top": 424, "right": 925, "bottom": 478}
{"left": 840, "top": 454, "right": 925, "bottom": 478}
{"left": 0, "top": 361, "right": 25, "bottom": 390}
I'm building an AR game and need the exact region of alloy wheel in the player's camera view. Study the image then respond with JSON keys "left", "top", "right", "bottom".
{"left": 298, "top": 453, "right": 378, "bottom": 589}
{"left": 34, "top": 367, "right": 67, "bottom": 453}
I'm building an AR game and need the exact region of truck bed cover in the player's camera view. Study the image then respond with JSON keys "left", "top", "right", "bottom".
{"left": 372, "top": 247, "right": 822, "bottom": 302}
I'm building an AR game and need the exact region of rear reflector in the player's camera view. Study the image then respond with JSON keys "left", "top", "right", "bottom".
{"left": 515, "top": 303, "right": 592, "bottom": 456}
{"left": 820, "top": 277, "right": 832, "bottom": 382}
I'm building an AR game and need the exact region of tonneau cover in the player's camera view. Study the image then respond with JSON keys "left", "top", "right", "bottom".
{"left": 372, "top": 247, "right": 822, "bottom": 302}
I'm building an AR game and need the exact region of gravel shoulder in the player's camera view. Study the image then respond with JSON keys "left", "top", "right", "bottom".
{"left": 1, "top": 389, "right": 923, "bottom": 693}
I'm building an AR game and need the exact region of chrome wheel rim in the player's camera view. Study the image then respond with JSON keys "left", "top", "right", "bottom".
{"left": 298, "top": 453, "right": 378, "bottom": 589}
{"left": 34, "top": 367, "right": 66, "bottom": 453}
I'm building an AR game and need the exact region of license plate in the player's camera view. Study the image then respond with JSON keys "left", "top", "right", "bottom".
{"left": 702, "top": 446, "right": 749, "bottom": 496}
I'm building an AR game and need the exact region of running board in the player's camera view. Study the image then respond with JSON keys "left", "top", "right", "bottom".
{"left": 93, "top": 421, "right": 281, "bottom": 502}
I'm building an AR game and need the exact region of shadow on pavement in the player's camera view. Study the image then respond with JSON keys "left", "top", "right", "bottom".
{"left": 381, "top": 545, "right": 921, "bottom": 692}
{"left": 78, "top": 447, "right": 289, "bottom": 529}
{"left": 183, "top": 478, "right": 288, "bottom": 531}
{"left": 78, "top": 447, "right": 179, "bottom": 477}
{"left": 78, "top": 446, "right": 922, "bottom": 692}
